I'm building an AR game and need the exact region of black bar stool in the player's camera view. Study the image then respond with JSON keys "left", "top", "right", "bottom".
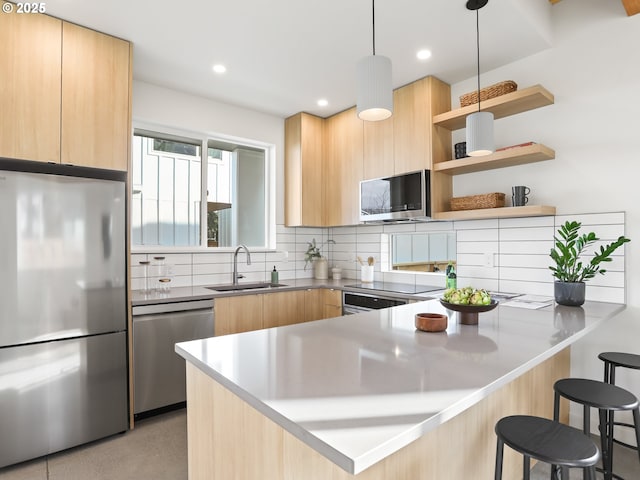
{"left": 599, "top": 352, "right": 640, "bottom": 452}
{"left": 494, "top": 415, "right": 600, "bottom": 480}
{"left": 553, "top": 378, "right": 640, "bottom": 480}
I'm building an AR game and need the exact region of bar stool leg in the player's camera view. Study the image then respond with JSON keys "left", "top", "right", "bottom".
{"left": 634, "top": 408, "right": 640, "bottom": 463}
{"left": 523, "top": 455, "right": 530, "bottom": 480}
{"left": 599, "top": 408, "right": 613, "bottom": 480}
{"left": 494, "top": 437, "right": 504, "bottom": 480}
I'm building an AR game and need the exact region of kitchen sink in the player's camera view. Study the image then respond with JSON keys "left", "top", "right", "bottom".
{"left": 205, "top": 282, "right": 287, "bottom": 292}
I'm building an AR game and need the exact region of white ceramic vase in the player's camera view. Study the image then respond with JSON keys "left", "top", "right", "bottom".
{"left": 313, "top": 257, "right": 328, "bottom": 280}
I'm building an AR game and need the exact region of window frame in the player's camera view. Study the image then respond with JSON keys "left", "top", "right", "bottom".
{"left": 131, "top": 122, "right": 276, "bottom": 253}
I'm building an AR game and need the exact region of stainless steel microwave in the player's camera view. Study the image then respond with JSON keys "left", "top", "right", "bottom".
{"left": 359, "top": 169, "right": 431, "bottom": 222}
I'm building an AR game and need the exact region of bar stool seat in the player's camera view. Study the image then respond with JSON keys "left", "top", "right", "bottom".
{"left": 494, "top": 415, "right": 600, "bottom": 480}
{"left": 553, "top": 378, "right": 640, "bottom": 480}
{"left": 599, "top": 352, "right": 640, "bottom": 384}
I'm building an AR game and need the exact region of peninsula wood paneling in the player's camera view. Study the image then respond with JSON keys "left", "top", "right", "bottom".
{"left": 185, "top": 348, "right": 569, "bottom": 480}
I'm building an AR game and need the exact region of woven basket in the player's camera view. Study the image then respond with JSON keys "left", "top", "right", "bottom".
{"left": 450, "top": 192, "right": 505, "bottom": 211}
{"left": 460, "top": 80, "right": 518, "bottom": 107}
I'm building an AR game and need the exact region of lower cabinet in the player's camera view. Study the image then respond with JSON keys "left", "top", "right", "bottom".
{"left": 323, "top": 288, "right": 343, "bottom": 318}
{"left": 215, "top": 289, "right": 343, "bottom": 336}
{"left": 214, "top": 295, "right": 263, "bottom": 336}
{"left": 263, "top": 290, "right": 306, "bottom": 329}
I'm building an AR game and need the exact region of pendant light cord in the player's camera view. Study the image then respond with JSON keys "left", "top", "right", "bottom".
{"left": 372, "top": 0, "right": 376, "bottom": 56}
{"left": 476, "top": 8, "right": 481, "bottom": 112}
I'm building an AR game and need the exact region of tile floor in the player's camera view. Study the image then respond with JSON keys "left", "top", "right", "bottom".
{"left": 0, "top": 407, "right": 637, "bottom": 479}
{"left": 0, "top": 409, "right": 187, "bottom": 480}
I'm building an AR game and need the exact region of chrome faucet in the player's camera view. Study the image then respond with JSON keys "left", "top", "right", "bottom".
{"left": 232, "top": 244, "right": 252, "bottom": 285}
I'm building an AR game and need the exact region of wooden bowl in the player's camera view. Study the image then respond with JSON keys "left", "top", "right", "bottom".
{"left": 415, "top": 313, "right": 448, "bottom": 332}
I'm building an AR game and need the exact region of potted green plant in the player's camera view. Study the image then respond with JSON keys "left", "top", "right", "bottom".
{"left": 549, "top": 220, "right": 630, "bottom": 306}
{"left": 304, "top": 238, "right": 335, "bottom": 279}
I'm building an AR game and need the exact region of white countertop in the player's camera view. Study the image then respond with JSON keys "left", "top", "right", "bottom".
{"left": 175, "top": 299, "right": 624, "bottom": 474}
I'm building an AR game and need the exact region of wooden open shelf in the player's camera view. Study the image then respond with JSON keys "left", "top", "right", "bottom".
{"left": 433, "top": 85, "right": 554, "bottom": 130}
{"left": 434, "top": 143, "right": 555, "bottom": 175}
{"left": 433, "top": 205, "right": 556, "bottom": 221}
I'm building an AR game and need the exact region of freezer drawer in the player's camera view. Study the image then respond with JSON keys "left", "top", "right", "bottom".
{"left": 0, "top": 331, "right": 128, "bottom": 468}
{"left": 133, "top": 300, "right": 214, "bottom": 415}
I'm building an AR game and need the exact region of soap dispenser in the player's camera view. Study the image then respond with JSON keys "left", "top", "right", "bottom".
{"left": 271, "top": 266, "right": 279, "bottom": 285}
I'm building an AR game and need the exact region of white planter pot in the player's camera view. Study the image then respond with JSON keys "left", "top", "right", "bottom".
{"left": 313, "top": 257, "right": 328, "bottom": 280}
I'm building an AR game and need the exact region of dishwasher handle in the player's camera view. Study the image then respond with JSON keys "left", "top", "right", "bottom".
{"left": 132, "top": 299, "right": 214, "bottom": 316}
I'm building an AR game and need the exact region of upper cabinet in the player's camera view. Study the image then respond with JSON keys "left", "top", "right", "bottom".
{"left": 431, "top": 85, "right": 556, "bottom": 221}
{"left": 61, "top": 23, "right": 131, "bottom": 171}
{"left": 324, "top": 107, "right": 364, "bottom": 226}
{"left": 285, "top": 113, "right": 324, "bottom": 226}
{"left": 284, "top": 76, "right": 452, "bottom": 227}
{"left": 0, "top": 13, "right": 62, "bottom": 163}
{"left": 362, "top": 76, "right": 452, "bottom": 180}
{"left": 0, "top": 13, "right": 132, "bottom": 171}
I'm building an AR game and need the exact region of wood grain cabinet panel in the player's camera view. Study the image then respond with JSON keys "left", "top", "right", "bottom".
{"left": 324, "top": 108, "right": 364, "bottom": 226}
{"left": 214, "top": 295, "right": 263, "bottom": 336}
{"left": 61, "top": 22, "right": 131, "bottom": 170}
{"left": 0, "top": 13, "right": 62, "bottom": 162}
{"left": 284, "top": 113, "right": 324, "bottom": 226}
{"left": 263, "top": 291, "right": 305, "bottom": 329}
{"left": 323, "top": 288, "right": 343, "bottom": 318}
{"left": 363, "top": 117, "right": 394, "bottom": 180}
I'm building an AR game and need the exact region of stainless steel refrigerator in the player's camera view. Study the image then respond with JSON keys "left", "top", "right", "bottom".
{"left": 0, "top": 159, "right": 128, "bottom": 469}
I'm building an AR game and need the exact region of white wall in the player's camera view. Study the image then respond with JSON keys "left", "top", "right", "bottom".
{"left": 449, "top": 0, "right": 639, "bottom": 436}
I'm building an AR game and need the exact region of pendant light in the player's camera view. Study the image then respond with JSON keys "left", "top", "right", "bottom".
{"left": 465, "top": 0, "right": 494, "bottom": 156}
{"left": 357, "top": 0, "right": 393, "bottom": 121}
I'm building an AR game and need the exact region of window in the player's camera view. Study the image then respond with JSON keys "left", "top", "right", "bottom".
{"left": 132, "top": 129, "right": 270, "bottom": 249}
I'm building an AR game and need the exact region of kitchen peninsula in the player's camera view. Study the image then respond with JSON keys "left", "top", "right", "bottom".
{"left": 176, "top": 299, "right": 624, "bottom": 480}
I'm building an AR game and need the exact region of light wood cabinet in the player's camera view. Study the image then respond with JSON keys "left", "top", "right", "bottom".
{"left": 214, "top": 295, "right": 263, "bottom": 336}
{"left": 284, "top": 113, "right": 324, "bottom": 226}
{"left": 363, "top": 117, "right": 394, "bottom": 180}
{"left": 61, "top": 22, "right": 131, "bottom": 171}
{"left": 0, "top": 14, "right": 131, "bottom": 170}
{"left": 0, "top": 12, "right": 62, "bottom": 163}
{"left": 216, "top": 289, "right": 342, "bottom": 335}
{"left": 323, "top": 288, "right": 343, "bottom": 318}
{"left": 303, "top": 288, "right": 325, "bottom": 322}
{"left": 324, "top": 108, "right": 364, "bottom": 226}
{"left": 263, "top": 290, "right": 305, "bottom": 328}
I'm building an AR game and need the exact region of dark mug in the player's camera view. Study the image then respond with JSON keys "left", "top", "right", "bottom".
{"left": 512, "top": 195, "right": 528, "bottom": 206}
{"left": 512, "top": 185, "right": 530, "bottom": 196}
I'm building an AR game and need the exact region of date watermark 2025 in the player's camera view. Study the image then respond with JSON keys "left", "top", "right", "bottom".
{"left": 3, "top": 2, "right": 47, "bottom": 14}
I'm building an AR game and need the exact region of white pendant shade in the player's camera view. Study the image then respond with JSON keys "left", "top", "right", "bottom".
{"left": 466, "top": 111, "right": 494, "bottom": 156}
{"left": 356, "top": 55, "right": 393, "bottom": 121}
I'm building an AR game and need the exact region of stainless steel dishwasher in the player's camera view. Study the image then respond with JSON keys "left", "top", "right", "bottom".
{"left": 133, "top": 299, "right": 214, "bottom": 416}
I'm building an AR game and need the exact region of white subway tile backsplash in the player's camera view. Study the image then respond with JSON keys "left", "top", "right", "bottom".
{"left": 499, "top": 216, "right": 554, "bottom": 228}
{"left": 129, "top": 213, "right": 626, "bottom": 303}
{"left": 453, "top": 219, "right": 499, "bottom": 230}
{"left": 555, "top": 212, "right": 625, "bottom": 227}
{"left": 499, "top": 226, "right": 554, "bottom": 242}
{"left": 498, "top": 254, "right": 549, "bottom": 269}
{"left": 499, "top": 267, "right": 553, "bottom": 283}
{"left": 457, "top": 229, "right": 499, "bottom": 242}
{"left": 382, "top": 223, "right": 416, "bottom": 233}
{"left": 499, "top": 241, "right": 552, "bottom": 255}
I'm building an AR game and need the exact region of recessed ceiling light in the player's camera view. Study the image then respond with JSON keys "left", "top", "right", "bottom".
{"left": 416, "top": 49, "right": 432, "bottom": 60}
{"left": 317, "top": 99, "right": 328, "bottom": 107}
{"left": 212, "top": 64, "right": 227, "bottom": 74}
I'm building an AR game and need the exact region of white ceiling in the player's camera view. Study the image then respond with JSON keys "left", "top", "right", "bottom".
{"left": 44, "top": 0, "right": 555, "bottom": 119}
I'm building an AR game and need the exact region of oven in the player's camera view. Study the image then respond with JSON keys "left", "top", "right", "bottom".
{"left": 342, "top": 291, "right": 408, "bottom": 315}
